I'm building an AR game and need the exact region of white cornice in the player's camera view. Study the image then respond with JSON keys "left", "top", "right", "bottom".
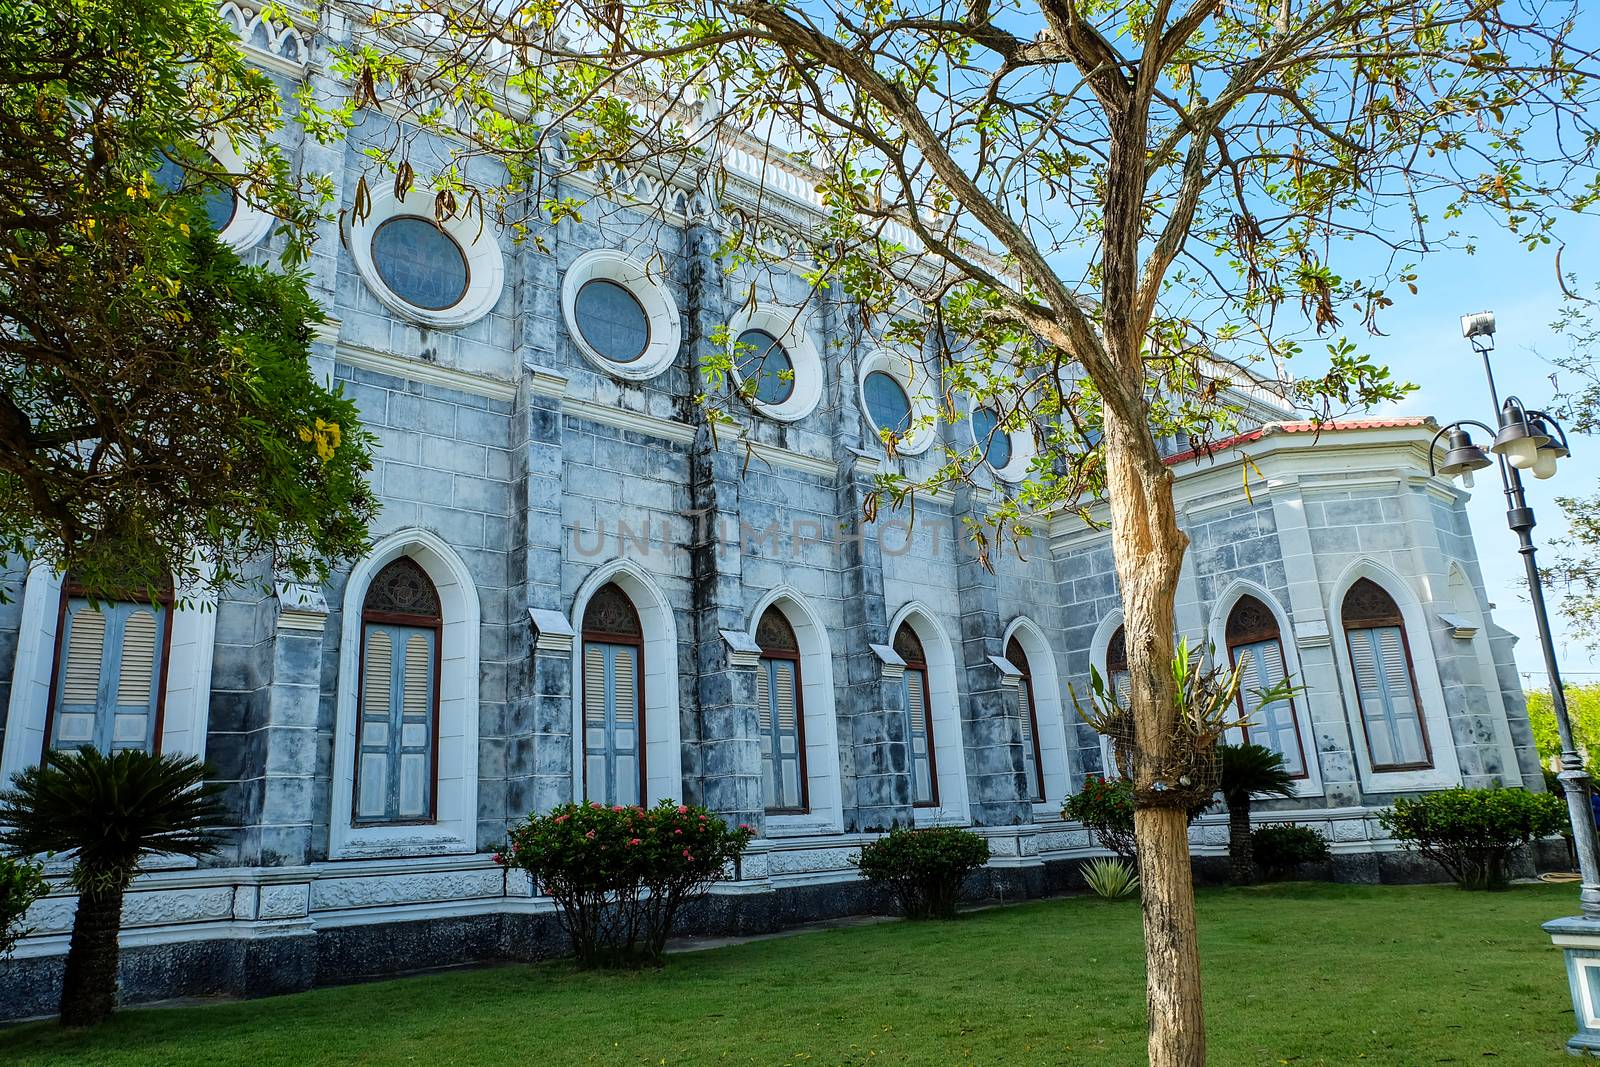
{"left": 333, "top": 341, "right": 519, "bottom": 402}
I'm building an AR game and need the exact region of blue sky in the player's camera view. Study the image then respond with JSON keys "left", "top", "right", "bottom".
{"left": 1367, "top": 217, "right": 1600, "bottom": 690}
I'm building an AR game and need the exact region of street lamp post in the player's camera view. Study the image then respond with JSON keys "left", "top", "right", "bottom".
{"left": 1431, "top": 311, "right": 1600, "bottom": 1055}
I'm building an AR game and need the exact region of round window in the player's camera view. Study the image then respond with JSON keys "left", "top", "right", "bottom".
{"left": 153, "top": 154, "right": 237, "bottom": 232}
{"left": 863, "top": 371, "right": 913, "bottom": 437}
{"left": 972, "top": 407, "right": 1013, "bottom": 470}
{"left": 735, "top": 328, "right": 794, "bottom": 405}
{"left": 370, "top": 216, "right": 470, "bottom": 311}
{"left": 575, "top": 279, "right": 651, "bottom": 364}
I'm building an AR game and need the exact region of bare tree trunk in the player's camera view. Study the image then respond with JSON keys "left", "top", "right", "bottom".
{"left": 1104, "top": 401, "right": 1200, "bottom": 1067}
{"left": 1228, "top": 798, "right": 1256, "bottom": 884}
{"left": 58, "top": 880, "right": 125, "bottom": 1027}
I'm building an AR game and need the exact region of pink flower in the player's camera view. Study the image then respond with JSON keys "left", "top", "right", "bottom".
{"left": 553, "top": 814, "right": 568, "bottom": 824}
{"left": 738, "top": 824, "right": 751, "bottom": 832}
{"left": 674, "top": 828, "right": 682, "bottom": 835}
{"left": 677, "top": 805, "right": 689, "bottom": 814}
{"left": 682, "top": 849, "right": 691, "bottom": 858}
{"left": 612, "top": 805, "right": 624, "bottom": 812}
{"left": 590, "top": 801, "right": 603, "bottom": 808}
{"left": 492, "top": 852, "right": 503, "bottom": 865}
{"left": 628, "top": 838, "right": 641, "bottom": 846}
{"left": 585, "top": 830, "right": 596, "bottom": 840}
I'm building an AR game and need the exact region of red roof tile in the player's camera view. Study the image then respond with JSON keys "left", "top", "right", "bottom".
{"left": 1163, "top": 417, "right": 1431, "bottom": 465}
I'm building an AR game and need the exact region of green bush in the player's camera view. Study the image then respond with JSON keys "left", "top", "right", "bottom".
{"left": 497, "top": 800, "right": 752, "bottom": 967}
{"left": 855, "top": 826, "right": 991, "bottom": 919}
{"left": 1251, "top": 824, "right": 1331, "bottom": 879}
{"left": 1378, "top": 787, "right": 1567, "bottom": 890}
{"left": 1081, "top": 856, "right": 1139, "bottom": 899}
{"left": 1062, "top": 776, "right": 1136, "bottom": 860}
{"left": 0, "top": 853, "right": 46, "bottom": 958}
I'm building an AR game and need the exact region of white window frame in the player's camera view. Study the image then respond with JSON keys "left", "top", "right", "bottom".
{"left": 1206, "top": 580, "right": 1324, "bottom": 798}
{"left": 749, "top": 587, "right": 844, "bottom": 836}
{"left": 330, "top": 529, "right": 481, "bottom": 859}
{"left": 1326, "top": 560, "right": 1462, "bottom": 792}
{"left": 1002, "top": 616, "right": 1071, "bottom": 809}
{"left": 344, "top": 185, "right": 506, "bottom": 329}
{"left": 2, "top": 562, "right": 217, "bottom": 781}
{"left": 728, "top": 303, "right": 824, "bottom": 422}
{"left": 858, "top": 349, "right": 939, "bottom": 456}
{"left": 569, "top": 559, "right": 684, "bottom": 808}
{"left": 562, "top": 249, "right": 681, "bottom": 381}
{"left": 889, "top": 603, "right": 970, "bottom": 825}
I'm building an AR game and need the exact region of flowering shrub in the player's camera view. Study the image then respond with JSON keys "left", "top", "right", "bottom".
{"left": 1062, "top": 776, "right": 1137, "bottom": 860}
{"left": 497, "top": 800, "right": 753, "bottom": 967}
{"left": 855, "top": 826, "right": 990, "bottom": 919}
{"left": 1251, "top": 824, "right": 1331, "bottom": 880}
{"left": 1379, "top": 787, "right": 1566, "bottom": 890}
{"left": 0, "top": 854, "right": 46, "bottom": 958}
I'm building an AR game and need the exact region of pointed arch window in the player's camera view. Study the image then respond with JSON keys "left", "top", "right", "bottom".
{"left": 582, "top": 583, "right": 645, "bottom": 806}
{"left": 1342, "top": 578, "right": 1432, "bottom": 771}
{"left": 355, "top": 558, "right": 441, "bottom": 824}
{"left": 1006, "top": 637, "right": 1045, "bottom": 802}
{"left": 756, "top": 607, "right": 808, "bottom": 813}
{"left": 1225, "top": 596, "right": 1308, "bottom": 778}
{"left": 1105, "top": 626, "right": 1131, "bottom": 709}
{"left": 46, "top": 579, "right": 173, "bottom": 755}
{"left": 894, "top": 623, "right": 939, "bottom": 807}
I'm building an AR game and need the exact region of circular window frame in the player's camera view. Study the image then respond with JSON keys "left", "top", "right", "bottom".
{"left": 966, "top": 395, "right": 1037, "bottom": 483}
{"left": 728, "top": 303, "right": 823, "bottom": 422}
{"left": 562, "top": 249, "right": 681, "bottom": 381}
{"left": 345, "top": 185, "right": 506, "bottom": 329}
{"left": 858, "top": 350, "right": 937, "bottom": 456}
{"left": 189, "top": 137, "right": 273, "bottom": 252}
{"left": 370, "top": 215, "right": 472, "bottom": 312}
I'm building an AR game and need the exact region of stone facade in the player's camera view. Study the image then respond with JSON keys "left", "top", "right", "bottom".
{"left": 0, "top": 5, "right": 1546, "bottom": 1017}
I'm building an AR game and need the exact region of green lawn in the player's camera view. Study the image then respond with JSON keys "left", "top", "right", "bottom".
{"left": 0, "top": 882, "right": 1582, "bottom": 1065}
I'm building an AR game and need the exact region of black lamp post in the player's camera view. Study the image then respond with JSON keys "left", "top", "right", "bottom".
{"left": 1430, "top": 311, "right": 1600, "bottom": 1053}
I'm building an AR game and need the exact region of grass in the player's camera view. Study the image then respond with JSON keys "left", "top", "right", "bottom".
{"left": 0, "top": 881, "right": 1582, "bottom": 1065}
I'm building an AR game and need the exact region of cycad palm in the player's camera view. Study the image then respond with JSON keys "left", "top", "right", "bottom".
{"left": 1217, "top": 743, "right": 1298, "bottom": 884}
{"left": 0, "top": 748, "right": 227, "bottom": 1026}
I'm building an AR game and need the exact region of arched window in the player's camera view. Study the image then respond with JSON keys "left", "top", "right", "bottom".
{"left": 582, "top": 583, "right": 645, "bottom": 806}
{"left": 1106, "top": 626, "right": 1131, "bottom": 708}
{"left": 1006, "top": 637, "right": 1045, "bottom": 802}
{"left": 895, "top": 623, "right": 939, "bottom": 807}
{"left": 1226, "top": 596, "right": 1308, "bottom": 778}
{"left": 46, "top": 579, "right": 173, "bottom": 755}
{"left": 756, "top": 607, "right": 808, "bottom": 813}
{"left": 356, "top": 558, "right": 441, "bottom": 824}
{"left": 1342, "top": 578, "right": 1432, "bottom": 771}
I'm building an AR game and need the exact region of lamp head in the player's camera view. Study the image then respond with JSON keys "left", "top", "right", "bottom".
{"left": 1461, "top": 310, "right": 1497, "bottom": 343}
{"left": 1437, "top": 427, "right": 1493, "bottom": 478}
{"left": 1491, "top": 398, "right": 1546, "bottom": 470}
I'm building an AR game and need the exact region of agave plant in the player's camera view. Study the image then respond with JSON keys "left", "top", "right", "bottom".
{"left": 1217, "top": 743, "right": 1299, "bottom": 884}
{"left": 0, "top": 748, "right": 227, "bottom": 1026}
{"left": 1082, "top": 856, "right": 1140, "bottom": 899}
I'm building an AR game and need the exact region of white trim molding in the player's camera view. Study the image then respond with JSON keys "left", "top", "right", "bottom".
{"left": 344, "top": 186, "right": 506, "bottom": 329}
{"left": 569, "top": 559, "right": 684, "bottom": 807}
{"left": 728, "top": 303, "right": 824, "bottom": 422}
{"left": 330, "top": 530, "right": 482, "bottom": 859}
{"left": 888, "top": 602, "right": 971, "bottom": 826}
{"left": 1, "top": 562, "right": 217, "bottom": 781}
{"left": 561, "top": 249, "right": 682, "bottom": 381}
{"left": 1002, "top": 616, "right": 1073, "bottom": 806}
{"left": 1205, "top": 579, "right": 1325, "bottom": 798}
{"left": 749, "top": 587, "right": 845, "bottom": 836}
{"left": 1325, "top": 557, "right": 1462, "bottom": 793}
{"left": 858, "top": 348, "right": 939, "bottom": 456}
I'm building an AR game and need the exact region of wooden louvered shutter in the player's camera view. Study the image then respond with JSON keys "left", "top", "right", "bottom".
{"left": 53, "top": 603, "right": 107, "bottom": 749}
{"left": 1348, "top": 625, "right": 1429, "bottom": 770}
{"left": 582, "top": 644, "right": 607, "bottom": 804}
{"left": 611, "top": 644, "right": 640, "bottom": 807}
{"left": 357, "top": 628, "right": 394, "bottom": 820}
{"left": 905, "top": 668, "right": 935, "bottom": 805}
{"left": 110, "top": 608, "right": 162, "bottom": 750}
{"left": 756, "top": 659, "right": 776, "bottom": 808}
{"left": 396, "top": 632, "right": 434, "bottom": 818}
{"left": 765, "top": 658, "right": 803, "bottom": 811}
{"left": 1018, "top": 680, "right": 1042, "bottom": 801}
